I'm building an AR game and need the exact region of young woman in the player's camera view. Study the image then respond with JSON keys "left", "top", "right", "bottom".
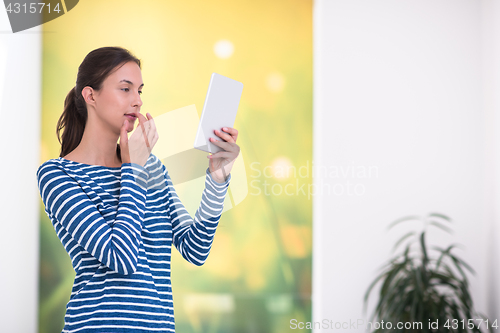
{"left": 36, "top": 46, "right": 240, "bottom": 332}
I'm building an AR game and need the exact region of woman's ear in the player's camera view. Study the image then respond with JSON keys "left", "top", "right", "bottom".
{"left": 82, "top": 86, "right": 96, "bottom": 108}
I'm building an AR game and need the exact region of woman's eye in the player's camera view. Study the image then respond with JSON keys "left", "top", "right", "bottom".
{"left": 139, "top": 91, "right": 143, "bottom": 95}
{"left": 122, "top": 88, "right": 129, "bottom": 92}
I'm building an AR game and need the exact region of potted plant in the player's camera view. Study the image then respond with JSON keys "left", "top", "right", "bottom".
{"left": 363, "top": 213, "right": 495, "bottom": 333}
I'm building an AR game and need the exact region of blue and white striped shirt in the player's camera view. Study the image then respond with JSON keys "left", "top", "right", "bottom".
{"left": 36, "top": 153, "right": 231, "bottom": 332}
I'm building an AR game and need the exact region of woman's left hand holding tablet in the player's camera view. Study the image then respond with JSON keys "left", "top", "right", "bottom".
{"left": 207, "top": 127, "right": 240, "bottom": 183}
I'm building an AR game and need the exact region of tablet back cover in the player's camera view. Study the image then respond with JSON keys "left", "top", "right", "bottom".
{"left": 194, "top": 73, "right": 243, "bottom": 153}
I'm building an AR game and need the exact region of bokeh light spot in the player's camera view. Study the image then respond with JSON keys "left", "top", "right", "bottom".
{"left": 213, "top": 39, "right": 234, "bottom": 59}
{"left": 266, "top": 72, "right": 285, "bottom": 93}
{"left": 271, "top": 156, "right": 293, "bottom": 180}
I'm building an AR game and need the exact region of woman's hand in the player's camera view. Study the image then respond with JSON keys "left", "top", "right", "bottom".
{"left": 120, "top": 112, "right": 159, "bottom": 167}
{"left": 207, "top": 127, "right": 240, "bottom": 183}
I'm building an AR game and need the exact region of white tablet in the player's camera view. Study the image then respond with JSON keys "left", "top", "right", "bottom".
{"left": 194, "top": 73, "right": 243, "bottom": 154}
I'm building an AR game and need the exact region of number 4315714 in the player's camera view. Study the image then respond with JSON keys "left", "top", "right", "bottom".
{"left": 6, "top": 2, "right": 61, "bottom": 14}
{"left": 444, "top": 319, "right": 498, "bottom": 330}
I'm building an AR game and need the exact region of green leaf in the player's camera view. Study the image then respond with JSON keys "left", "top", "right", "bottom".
{"left": 387, "top": 215, "right": 421, "bottom": 230}
{"left": 450, "top": 256, "right": 468, "bottom": 281}
{"left": 432, "top": 244, "right": 460, "bottom": 271}
{"left": 449, "top": 253, "right": 476, "bottom": 276}
{"left": 427, "top": 212, "right": 452, "bottom": 222}
{"left": 384, "top": 281, "right": 407, "bottom": 321}
{"left": 392, "top": 231, "right": 416, "bottom": 254}
{"left": 428, "top": 272, "right": 460, "bottom": 290}
{"left": 413, "top": 266, "right": 424, "bottom": 300}
{"left": 420, "top": 231, "right": 429, "bottom": 265}
{"left": 428, "top": 220, "right": 454, "bottom": 234}
{"left": 381, "top": 263, "right": 407, "bottom": 295}
{"left": 364, "top": 270, "right": 389, "bottom": 314}
{"left": 404, "top": 245, "right": 411, "bottom": 262}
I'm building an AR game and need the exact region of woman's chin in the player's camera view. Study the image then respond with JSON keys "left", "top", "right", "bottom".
{"left": 123, "top": 123, "right": 134, "bottom": 132}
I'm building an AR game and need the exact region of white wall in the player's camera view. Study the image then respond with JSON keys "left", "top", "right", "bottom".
{"left": 313, "top": 0, "right": 499, "bottom": 331}
{"left": 0, "top": 10, "right": 41, "bottom": 333}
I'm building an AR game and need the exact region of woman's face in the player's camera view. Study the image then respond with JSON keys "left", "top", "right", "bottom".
{"left": 90, "top": 61, "right": 143, "bottom": 134}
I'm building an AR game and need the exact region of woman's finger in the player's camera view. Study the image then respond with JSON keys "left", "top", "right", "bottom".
{"left": 146, "top": 113, "right": 156, "bottom": 131}
{"left": 152, "top": 130, "right": 159, "bottom": 147}
{"left": 208, "top": 151, "right": 235, "bottom": 160}
{"left": 214, "top": 129, "right": 235, "bottom": 143}
{"left": 120, "top": 119, "right": 130, "bottom": 163}
{"left": 209, "top": 138, "right": 238, "bottom": 152}
{"left": 136, "top": 113, "right": 151, "bottom": 148}
{"left": 149, "top": 126, "right": 158, "bottom": 149}
{"left": 221, "top": 127, "right": 238, "bottom": 142}
{"left": 137, "top": 112, "right": 148, "bottom": 126}
{"left": 146, "top": 113, "right": 157, "bottom": 145}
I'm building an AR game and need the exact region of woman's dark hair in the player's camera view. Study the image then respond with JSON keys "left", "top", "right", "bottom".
{"left": 56, "top": 46, "right": 141, "bottom": 160}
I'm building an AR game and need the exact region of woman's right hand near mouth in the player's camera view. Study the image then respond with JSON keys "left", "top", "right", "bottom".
{"left": 120, "top": 112, "right": 159, "bottom": 167}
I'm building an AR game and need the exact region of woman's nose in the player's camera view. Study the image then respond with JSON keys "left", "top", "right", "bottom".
{"left": 134, "top": 92, "right": 143, "bottom": 107}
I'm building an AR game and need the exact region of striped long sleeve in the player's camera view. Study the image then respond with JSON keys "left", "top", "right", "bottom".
{"left": 161, "top": 163, "right": 231, "bottom": 266}
{"left": 36, "top": 161, "right": 149, "bottom": 275}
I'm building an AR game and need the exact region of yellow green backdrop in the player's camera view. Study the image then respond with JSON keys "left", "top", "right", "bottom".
{"left": 39, "top": 1, "right": 312, "bottom": 332}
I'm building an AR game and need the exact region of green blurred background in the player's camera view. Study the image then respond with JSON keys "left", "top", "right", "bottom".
{"left": 38, "top": 0, "right": 312, "bottom": 332}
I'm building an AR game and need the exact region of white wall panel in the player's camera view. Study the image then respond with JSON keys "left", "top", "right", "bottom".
{"left": 0, "top": 9, "right": 41, "bottom": 333}
{"left": 313, "top": 0, "right": 497, "bottom": 331}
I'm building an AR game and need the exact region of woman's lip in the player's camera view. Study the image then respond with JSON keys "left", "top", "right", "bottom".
{"left": 125, "top": 114, "right": 137, "bottom": 121}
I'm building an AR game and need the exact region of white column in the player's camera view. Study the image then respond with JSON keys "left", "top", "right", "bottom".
{"left": 312, "top": 0, "right": 325, "bottom": 329}
{"left": 480, "top": 0, "right": 500, "bottom": 318}
{"left": 0, "top": 10, "right": 41, "bottom": 333}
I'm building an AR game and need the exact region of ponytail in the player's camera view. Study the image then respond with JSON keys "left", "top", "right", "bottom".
{"left": 56, "top": 86, "right": 87, "bottom": 157}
